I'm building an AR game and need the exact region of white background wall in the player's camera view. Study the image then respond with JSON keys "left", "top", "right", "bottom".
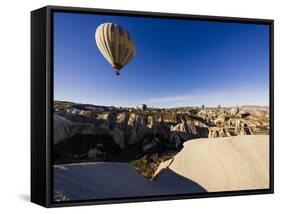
{"left": 0, "top": 0, "right": 279, "bottom": 213}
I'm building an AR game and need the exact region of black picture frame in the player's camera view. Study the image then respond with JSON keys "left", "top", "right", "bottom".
{"left": 31, "top": 5, "right": 274, "bottom": 208}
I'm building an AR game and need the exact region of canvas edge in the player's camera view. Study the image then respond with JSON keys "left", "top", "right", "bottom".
{"left": 31, "top": 6, "right": 49, "bottom": 207}
{"left": 30, "top": 5, "right": 274, "bottom": 208}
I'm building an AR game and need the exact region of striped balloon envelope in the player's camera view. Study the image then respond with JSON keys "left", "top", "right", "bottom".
{"left": 95, "top": 23, "right": 136, "bottom": 76}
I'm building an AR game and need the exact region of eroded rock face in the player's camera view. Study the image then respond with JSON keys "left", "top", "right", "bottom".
{"left": 88, "top": 148, "right": 104, "bottom": 159}
{"left": 54, "top": 111, "right": 208, "bottom": 147}
{"left": 111, "top": 128, "right": 125, "bottom": 149}
{"left": 230, "top": 107, "right": 239, "bottom": 116}
{"left": 208, "top": 127, "right": 231, "bottom": 138}
{"left": 54, "top": 114, "right": 72, "bottom": 144}
{"left": 53, "top": 101, "right": 269, "bottom": 165}
{"left": 53, "top": 133, "right": 121, "bottom": 163}
{"left": 54, "top": 114, "right": 97, "bottom": 144}
{"left": 169, "top": 120, "right": 208, "bottom": 147}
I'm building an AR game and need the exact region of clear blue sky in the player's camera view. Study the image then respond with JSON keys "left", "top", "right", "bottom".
{"left": 54, "top": 12, "right": 270, "bottom": 108}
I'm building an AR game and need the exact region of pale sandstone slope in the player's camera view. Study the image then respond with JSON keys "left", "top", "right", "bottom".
{"left": 154, "top": 135, "right": 269, "bottom": 192}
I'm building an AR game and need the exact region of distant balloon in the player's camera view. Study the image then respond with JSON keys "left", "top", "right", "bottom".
{"left": 95, "top": 23, "right": 136, "bottom": 76}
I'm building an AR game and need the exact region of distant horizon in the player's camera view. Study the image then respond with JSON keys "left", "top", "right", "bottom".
{"left": 54, "top": 12, "right": 270, "bottom": 108}
{"left": 54, "top": 99, "right": 269, "bottom": 109}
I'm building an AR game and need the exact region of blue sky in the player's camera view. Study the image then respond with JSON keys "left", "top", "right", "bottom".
{"left": 54, "top": 12, "right": 270, "bottom": 108}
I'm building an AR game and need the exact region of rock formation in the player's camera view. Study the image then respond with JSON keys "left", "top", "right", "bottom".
{"left": 53, "top": 101, "right": 270, "bottom": 173}
{"left": 230, "top": 107, "right": 239, "bottom": 116}
{"left": 54, "top": 135, "right": 269, "bottom": 201}
{"left": 154, "top": 135, "right": 269, "bottom": 192}
{"left": 54, "top": 162, "right": 205, "bottom": 201}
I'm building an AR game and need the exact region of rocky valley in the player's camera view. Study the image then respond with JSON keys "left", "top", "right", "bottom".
{"left": 53, "top": 101, "right": 270, "bottom": 178}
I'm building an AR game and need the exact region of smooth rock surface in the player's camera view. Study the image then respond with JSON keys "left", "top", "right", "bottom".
{"left": 54, "top": 162, "right": 205, "bottom": 201}
{"left": 156, "top": 135, "right": 269, "bottom": 192}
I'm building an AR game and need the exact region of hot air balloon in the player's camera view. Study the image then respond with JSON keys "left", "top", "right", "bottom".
{"left": 95, "top": 23, "right": 136, "bottom": 76}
